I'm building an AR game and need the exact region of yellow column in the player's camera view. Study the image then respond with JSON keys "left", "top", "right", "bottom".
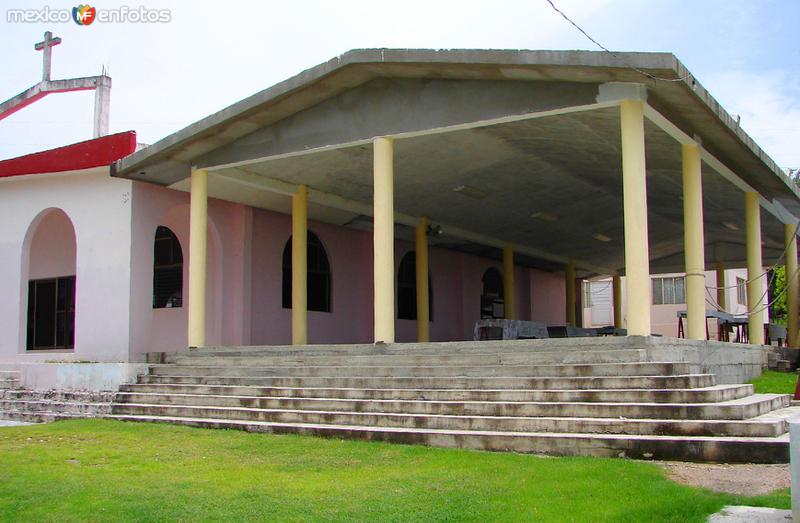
{"left": 415, "top": 217, "right": 430, "bottom": 342}
{"left": 785, "top": 224, "right": 798, "bottom": 348}
{"left": 187, "top": 168, "right": 208, "bottom": 348}
{"left": 566, "top": 259, "right": 576, "bottom": 326}
{"left": 292, "top": 185, "right": 308, "bottom": 345}
{"left": 373, "top": 137, "right": 395, "bottom": 343}
{"left": 716, "top": 261, "right": 727, "bottom": 311}
{"left": 613, "top": 274, "right": 623, "bottom": 329}
{"left": 503, "top": 244, "right": 516, "bottom": 320}
{"left": 682, "top": 143, "right": 706, "bottom": 340}
{"left": 745, "top": 192, "right": 764, "bottom": 345}
{"left": 620, "top": 100, "right": 651, "bottom": 336}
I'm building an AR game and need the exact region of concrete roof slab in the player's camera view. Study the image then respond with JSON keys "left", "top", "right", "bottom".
{"left": 116, "top": 48, "right": 799, "bottom": 273}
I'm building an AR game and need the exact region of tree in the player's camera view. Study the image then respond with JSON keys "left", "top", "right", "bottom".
{"left": 769, "top": 266, "right": 788, "bottom": 325}
{"left": 769, "top": 168, "right": 800, "bottom": 325}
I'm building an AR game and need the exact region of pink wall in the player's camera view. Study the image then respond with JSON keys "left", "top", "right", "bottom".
{"left": 250, "top": 210, "right": 377, "bottom": 345}
{"left": 129, "top": 185, "right": 571, "bottom": 351}
{"left": 129, "top": 182, "right": 250, "bottom": 356}
{"left": 249, "top": 206, "right": 568, "bottom": 345}
{"left": 530, "top": 270, "right": 567, "bottom": 326}
{"left": 395, "top": 243, "right": 468, "bottom": 343}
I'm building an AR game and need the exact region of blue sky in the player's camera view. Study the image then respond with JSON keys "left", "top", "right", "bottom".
{"left": 1, "top": 0, "right": 798, "bottom": 169}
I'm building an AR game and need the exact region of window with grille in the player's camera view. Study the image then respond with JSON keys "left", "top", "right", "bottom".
{"left": 652, "top": 276, "right": 685, "bottom": 305}
{"left": 27, "top": 276, "right": 75, "bottom": 350}
{"left": 397, "top": 251, "right": 433, "bottom": 321}
{"left": 153, "top": 226, "right": 183, "bottom": 308}
{"left": 737, "top": 277, "right": 747, "bottom": 305}
{"left": 282, "top": 231, "right": 332, "bottom": 312}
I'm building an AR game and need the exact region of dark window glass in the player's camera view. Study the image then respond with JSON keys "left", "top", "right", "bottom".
{"left": 26, "top": 276, "right": 75, "bottom": 350}
{"left": 282, "top": 231, "right": 332, "bottom": 312}
{"left": 153, "top": 226, "right": 183, "bottom": 308}
{"left": 397, "top": 251, "right": 433, "bottom": 321}
{"left": 481, "top": 268, "right": 504, "bottom": 319}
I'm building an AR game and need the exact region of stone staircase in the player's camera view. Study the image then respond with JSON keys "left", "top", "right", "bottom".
{"left": 0, "top": 371, "right": 21, "bottom": 390}
{"left": 0, "top": 390, "right": 115, "bottom": 423}
{"left": 109, "top": 341, "right": 795, "bottom": 463}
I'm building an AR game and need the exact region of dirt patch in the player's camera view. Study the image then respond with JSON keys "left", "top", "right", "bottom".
{"left": 659, "top": 462, "right": 790, "bottom": 496}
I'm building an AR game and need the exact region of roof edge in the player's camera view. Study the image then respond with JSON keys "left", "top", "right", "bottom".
{"left": 0, "top": 131, "right": 136, "bottom": 178}
{"left": 114, "top": 48, "right": 679, "bottom": 177}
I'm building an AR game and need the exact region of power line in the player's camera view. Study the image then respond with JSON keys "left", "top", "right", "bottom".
{"left": 543, "top": 0, "right": 691, "bottom": 83}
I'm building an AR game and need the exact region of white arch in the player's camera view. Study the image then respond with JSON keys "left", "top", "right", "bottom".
{"left": 18, "top": 207, "right": 77, "bottom": 352}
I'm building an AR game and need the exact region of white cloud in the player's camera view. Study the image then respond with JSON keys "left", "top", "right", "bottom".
{"left": 0, "top": 0, "right": 616, "bottom": 160}
{"left": 704, "top": 70, "right": 800, "bottom": 171}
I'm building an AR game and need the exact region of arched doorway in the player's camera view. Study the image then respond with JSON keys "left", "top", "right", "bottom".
{"left": 22, "top": 209, "right": 77, "bottom": 350}
{"left": 481, "top": 267, "right": 504, "bottom": 319}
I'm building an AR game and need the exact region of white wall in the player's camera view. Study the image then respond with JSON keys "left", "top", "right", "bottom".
{"left": 0, "top": 168, "right": 133, "bottom": 363}
{"left": 28, "top": 210, "right": 76, "bottom": 279}
{"left": 584, "top": 268, "right": 761, "bottom": 338}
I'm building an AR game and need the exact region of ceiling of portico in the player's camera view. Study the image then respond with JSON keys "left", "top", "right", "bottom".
{"left": 173, "top": 105, "right": 789, "bottom": 276}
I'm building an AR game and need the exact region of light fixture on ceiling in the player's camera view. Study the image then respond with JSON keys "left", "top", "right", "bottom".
{"left": 592, "top": 233, "right": 612, "bottom": 242}
{"left": 426, "top": 224, "right": 444, "bottom": 237}
{"left": 722, "top": 222, "right": 740, "bottom": 231}
{"left": 452, "top": 185, "right": 486, "bottom": 200}
{"left": 530, "top": 211, "right": 558, "bottom": 222}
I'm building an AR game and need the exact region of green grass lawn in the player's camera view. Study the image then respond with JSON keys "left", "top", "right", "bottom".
{"left": 0, "top": 419, "right": 789, "bottom": 522}
{"left": 749, "top": 369, "right": 798, "bottom": 394}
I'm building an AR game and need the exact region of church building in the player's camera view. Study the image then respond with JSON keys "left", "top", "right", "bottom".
{"left": 1, "top": 48, "right": 798, "bottom": 391}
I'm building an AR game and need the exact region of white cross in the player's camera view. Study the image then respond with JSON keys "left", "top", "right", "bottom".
{"left": 34, "top": 31, "right": 62, "bottom": 82}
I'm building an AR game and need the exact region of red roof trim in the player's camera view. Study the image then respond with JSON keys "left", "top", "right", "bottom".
{"left": 0, "top": 131, "right": 137, "bottom": 179}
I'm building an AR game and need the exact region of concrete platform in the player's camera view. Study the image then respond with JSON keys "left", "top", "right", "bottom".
{"left": 0, "top": 420, "right": 34, "bottom": 427}
{"left": 708, "top": 506, "right": 792, "bottom": 522}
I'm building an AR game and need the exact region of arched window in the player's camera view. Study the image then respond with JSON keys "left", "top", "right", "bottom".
{"left": 481, "top": 267, "right": 504, "bottom": 319}
{"left": 282, "top": 231, "right": 332, "bottom": 312}
{"left": 153, "top": 226, "right": 183, "bottom": 308}
{"left": 397, "top": 251, "right": 433, "bottom": 321}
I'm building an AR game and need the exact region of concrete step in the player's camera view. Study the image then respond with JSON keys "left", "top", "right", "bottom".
{"left": 146, "top": 361, "right": 691, "bottom": 378}
{"left": 107, "top": 398, "right": 788, "bottom": 438}
{"left": 172, "top": 349, "right": 646, "bottom": 367}
{"left": 123, "top": 342, "right": 793, "bottom": 463}
{"left": 0, "top": 378, "right": 20, "bottom": 390}
{"left": 0, "top": 410, "right": 87, "bottom": 423}
{"left": 110, "top": 393, "right": 789, "bottom": 421}
{"left": 0, "top": 371, "right": 21, "bottom": 390}
{"left": 0, "top": 390, "right": 116, "bottom": 402}
{"left": 118, "top": 383, "right": 752, "bottom": 404}
{"left": 0, "top": 399, "right": 112, "bottom": 415}
{"left": 189, "top": 339, "right": 637, "bottom": 357}
{"left": 138, "top": 373, "right": 718, "bottom": 390}
{"left": 107, "top": 414, "right": 790, "bottom": 463}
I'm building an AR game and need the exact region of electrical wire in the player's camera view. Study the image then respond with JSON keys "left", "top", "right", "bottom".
{"left": 703, "top": 221, "right": 800, "bottom": 312}
{"left": 703, "top": 263, "right": 800, "bottom": 318}
{"left": 544, "top": 0, "right": 692, "bottom": 84}
{"left": 540, "top": 0, "right": 800, "bottom": 316}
